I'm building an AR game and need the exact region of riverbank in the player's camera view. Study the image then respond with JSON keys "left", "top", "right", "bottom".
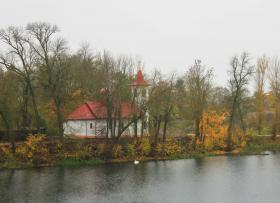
{"left": 0, "top": 136, "right": 279, "bottom": 169}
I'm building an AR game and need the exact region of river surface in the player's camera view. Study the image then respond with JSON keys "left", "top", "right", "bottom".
{"left": 1, "top": 153, "right": 280, "bottom": 203}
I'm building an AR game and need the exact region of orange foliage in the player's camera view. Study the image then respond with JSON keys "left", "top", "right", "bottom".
{"left": 199, "top": 110, "right": 228, "bottom": 150}
{"left": 16, "top": 134, "right": 51, "bottom": 165}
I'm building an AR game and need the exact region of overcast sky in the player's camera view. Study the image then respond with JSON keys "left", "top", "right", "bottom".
{"left": 1, "top": 0, "right": 280, "bottom": 87}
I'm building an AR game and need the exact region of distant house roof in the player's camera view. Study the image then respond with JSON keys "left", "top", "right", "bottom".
{"left": 130, "top": 69, "right": 149, "bottom": 86}
{"left": 67, "top": 101, "right": 135, "bottom": 120}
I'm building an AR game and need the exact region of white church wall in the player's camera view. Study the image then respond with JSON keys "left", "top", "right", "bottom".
{"left": 64, "top": 120, "right": 86, "bottom": 136}
{"left": 64, "top": 119, "right": 146, "bottom": 137}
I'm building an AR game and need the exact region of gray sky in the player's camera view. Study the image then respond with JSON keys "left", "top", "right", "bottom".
{"left": 1, "top": 0, "right": 280, "bottom": 87}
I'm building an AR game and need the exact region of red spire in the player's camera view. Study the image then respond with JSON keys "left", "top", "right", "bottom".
{"left": 130, "top": 69, "right": 149, "bottom": 86}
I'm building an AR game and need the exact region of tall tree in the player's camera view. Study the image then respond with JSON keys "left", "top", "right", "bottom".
{"left": 0, "top": 26, "right": 41, "bottom": 130}
{"left": 268, "top": 57, "right": 280, "bottom": 140}
{"left": 254, "top": 56, "right": 268, "bottom": 135}
{"left": 185, "top": 60, "right": 213, "bottom": 148}
{"left": 227, "top": 52, "right": 254, "bottom": 150}
{"left": 26, "top": 22, "right": 69, "bottom": 137}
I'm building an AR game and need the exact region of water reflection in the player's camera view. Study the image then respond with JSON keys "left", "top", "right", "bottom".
{"left": 1, "top": 154, "right": 280, "bottom": 203}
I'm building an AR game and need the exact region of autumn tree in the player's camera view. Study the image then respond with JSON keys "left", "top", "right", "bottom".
{"left": 254, "top": 56, "right": 268, "bottom": 135}
{"left": 185, "top": 60, "right": 213, "bottom": 148}
{"left": 268, "top": 57, "right": 280, "bottom": 140}
{"left": 199, "top": 110, "right": 228, "bottom": 150}
{"left": 227, "top": 52, "right": 254, "bottom": 150}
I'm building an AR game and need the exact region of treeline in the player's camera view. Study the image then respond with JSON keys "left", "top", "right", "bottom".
{"left": 0, "top": 22, "right": 279, "bottom": 153}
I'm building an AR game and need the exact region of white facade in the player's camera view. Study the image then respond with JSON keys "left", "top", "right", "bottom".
{"left": 64, "top": 70, "right": 149, "bottom": 138}
{"left": 64, "top": 119, "right": 143, "bottom": 137}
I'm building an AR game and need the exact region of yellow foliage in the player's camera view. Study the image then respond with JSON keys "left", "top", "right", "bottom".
{"left": 199, "top": 110, "right": 228, "bottom": 150}
{"left": 156, "top": 139, "right": 184, "bottom": 156}
{"left": 16, "top": 134, "right": 51, "bottom": 165}
{"left": 0, "top": 145, "right": 13, "bottom": 162}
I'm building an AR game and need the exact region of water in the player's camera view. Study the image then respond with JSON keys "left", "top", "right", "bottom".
{"left": 1, "top": 153, "right": 280, "bottom": 203}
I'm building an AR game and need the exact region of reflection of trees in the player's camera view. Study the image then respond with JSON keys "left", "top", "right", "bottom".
{"left": 0, "top": 170, "right": 15, "bottom": 202}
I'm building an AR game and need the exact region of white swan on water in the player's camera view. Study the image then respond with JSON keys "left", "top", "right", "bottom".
{"left": 134, "top": 160, "right": 139, "bottom": 164}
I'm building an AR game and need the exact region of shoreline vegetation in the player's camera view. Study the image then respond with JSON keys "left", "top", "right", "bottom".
{"left": 1, "top": 135, "right": 279, "bottom": 169}
{"left": 1, "top": 22, "right": 280, "bottom": 171}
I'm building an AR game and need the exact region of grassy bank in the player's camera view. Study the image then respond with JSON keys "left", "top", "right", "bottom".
{"left": 1, "top": 136, "right": 280, "bottom": 169}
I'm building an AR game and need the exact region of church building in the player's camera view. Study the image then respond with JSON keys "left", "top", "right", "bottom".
{"left": 63, "top": 69, "right": 149, "bottom": 138}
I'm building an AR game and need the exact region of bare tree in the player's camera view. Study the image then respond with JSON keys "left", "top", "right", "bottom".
{"left": 268, "top": 57, "right": 280, "bottom": 140}
{"left": 148, "top": 70, "right": 164, "bottom": 152}
{"left": 26, "top": 22, "right": 69, "bottom": 138}
{"left": 0, "top": 26, "right": 41, "bottom": 130}
{"left": 185, "top": 60, "right": 213, "bottom": 148}
{"left": 254, "top": 56, "right": 268, "bottom": 135}
{"left": 227, "top": 52, "right": 254, "bottom": 150}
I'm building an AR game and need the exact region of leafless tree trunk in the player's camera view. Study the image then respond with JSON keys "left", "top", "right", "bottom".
{"left": 227, "top": 52, "right": 254, "bottom": 150}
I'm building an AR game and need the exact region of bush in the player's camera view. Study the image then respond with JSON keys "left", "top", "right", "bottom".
{"left": 137, "top": 138, "right": 151, "bottom": 156}
{"left": 111, "top": 144, "right": 124, "bottom": 158}
{"left": 231, "top": 128, "right": 251, "bottom": 148}
{"left": 16, "top": 134, "right": 51, "bottom": 166}
{"left": 0, "top": 145, "right": 13, "bottom": 162}
{"left": 156, "top": 140, "right": 184, "bottom": 156}
{"left": 53, "top": 141, "right": 65, "bottom": 160}
{"left": 126, "top": 143, "right": 136, "bottom": 158}
{"left": 64, "top": 144, "right": 94, "bottom": 160}
{"left": 94, "top": 143, "right": 106, "bottom": 158}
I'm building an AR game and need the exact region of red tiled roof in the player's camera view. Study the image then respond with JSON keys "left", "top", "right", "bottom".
{"left": 67, "top": 101, "right": 135, "bottom": 120}
{"left": 130, "top": 69, "right": 149, "bottom": 86}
